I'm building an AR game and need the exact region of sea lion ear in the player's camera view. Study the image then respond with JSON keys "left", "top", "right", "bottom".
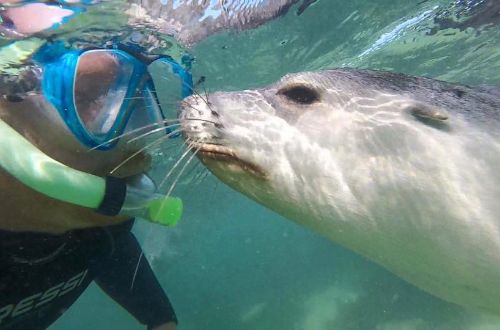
{"left": 405, "top": 103, "right": 450, "bottom": 130}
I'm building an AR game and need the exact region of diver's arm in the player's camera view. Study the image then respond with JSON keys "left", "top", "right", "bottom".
{"left": 89, "top": 227, "right": 178, "bottom": 329}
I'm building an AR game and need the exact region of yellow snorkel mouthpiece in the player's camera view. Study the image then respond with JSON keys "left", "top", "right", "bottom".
{"left": 118, "top": 174, "right": 183, "bottom": 227}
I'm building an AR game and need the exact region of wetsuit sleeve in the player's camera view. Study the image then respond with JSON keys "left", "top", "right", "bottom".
{"left": 88, "top": 227, "right": 177, "bottom": 328}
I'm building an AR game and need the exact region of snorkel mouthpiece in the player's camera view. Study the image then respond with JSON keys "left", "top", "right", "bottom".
{"left": 147, "top": 197, "right": 183, "bottom": 226}
{"left": 119, "top": 174, "right": 183, "bottom": 226}
{"left": 0, "top": 119, "right": 182, "bottom": 226}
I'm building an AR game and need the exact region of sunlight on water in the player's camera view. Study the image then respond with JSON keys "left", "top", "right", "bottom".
{"left": 20, "top": 0, "right": 497, "bottom": 329}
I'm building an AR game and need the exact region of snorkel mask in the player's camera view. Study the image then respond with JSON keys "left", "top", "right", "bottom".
{"left": 34, "top": 40, "right": 193, "bottom": 149}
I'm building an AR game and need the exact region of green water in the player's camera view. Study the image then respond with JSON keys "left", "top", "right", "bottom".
{"left": 45, "top": 0, "right": 500, "bottom": 329}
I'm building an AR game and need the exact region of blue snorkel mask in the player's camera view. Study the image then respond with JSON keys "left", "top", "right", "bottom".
{"left": 32, "top": 40, "right": 193, "bottom": 150}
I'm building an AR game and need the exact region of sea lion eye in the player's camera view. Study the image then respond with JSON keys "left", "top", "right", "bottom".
{"left": 278, "top": 85, "right": 320, "bottom": 104}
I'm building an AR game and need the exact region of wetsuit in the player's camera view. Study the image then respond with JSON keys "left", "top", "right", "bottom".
{"left": 0, "top": 220, "right": 176, "bottom": 330}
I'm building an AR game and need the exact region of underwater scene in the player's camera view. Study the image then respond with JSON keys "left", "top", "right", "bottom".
{"left": 0, "top": 0, "right": 499, "bottom": 329}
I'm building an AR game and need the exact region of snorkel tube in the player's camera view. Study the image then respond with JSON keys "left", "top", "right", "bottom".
{"left": 0, "top": 119, "right": 182, "bottom": 226}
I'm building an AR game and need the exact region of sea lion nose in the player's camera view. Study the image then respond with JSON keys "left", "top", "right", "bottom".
{"left": 180, "top": 95, "right": 222, "bottom": 142}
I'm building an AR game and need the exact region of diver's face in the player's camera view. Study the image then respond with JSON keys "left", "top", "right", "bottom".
{"left": 0, "top": 93, "right": 151, "bottom": 178}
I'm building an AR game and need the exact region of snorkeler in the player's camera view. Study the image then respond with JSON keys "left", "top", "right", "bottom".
{"left": 0, "top": 5, "right": 191, "bottom": 330}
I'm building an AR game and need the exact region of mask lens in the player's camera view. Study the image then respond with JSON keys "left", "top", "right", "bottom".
{"left": 148, "top": 59, "right": 185, "bottom": 119}
{"left": 74, "top": 50, "right": 134, "bottom": 137}
{"left": 124, "top": 84, "right": 164, "bottom": 135}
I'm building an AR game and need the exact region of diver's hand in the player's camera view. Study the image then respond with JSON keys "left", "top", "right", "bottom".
{"left": 152, "top": 322, "right": 177, "bottom": 330}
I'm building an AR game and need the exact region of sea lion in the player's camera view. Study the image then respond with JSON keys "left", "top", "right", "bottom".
{"left": 179, "top": 68, "right": 500, "bottom": 314}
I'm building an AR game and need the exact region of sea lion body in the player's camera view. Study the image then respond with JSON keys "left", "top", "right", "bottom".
{"left": 180, "top": 69, "right": 500, "bottom": 313}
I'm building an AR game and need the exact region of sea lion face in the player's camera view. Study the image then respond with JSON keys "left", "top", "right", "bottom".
{"left": 180, "top": 69, "right": 485, "bottom": 216}
{"left": 180, "top": 69, "right": 500, "bottom": 313}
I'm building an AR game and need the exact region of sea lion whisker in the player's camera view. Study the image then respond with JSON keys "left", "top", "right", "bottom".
{"left": 181, "top": 116, "right": 222, "bottom": 130}
{"left": 141, "top": 90, "right": 184, "bottom": 105}
{"left": 189, "top": 162, "right": 206, "bottom": 184}
{"left": 194, "top": 76, "right": 206, "bottom": 88}
{"left": 88, "top": 120, "right": 180, "bottom": 151}
{"left": 127, "top": 125, "right": 182, "bottom": 144}
{"left": 164, "top": 144, "right": 201, "bottom": 198}
{"left": 109, "top": 134, "right": 170, "bottom": 175}
{"left": 157, "top": 75, "right": 207, "bottom": 105}
{"left": 130, "top": 252, "right": 143, "bottom": 290}
{"left": 178, "top": 163, "right": 210, "bottom": 197}
{"left": 182, "top": 82, "right": 212, "bottom": 109}
{"left": 122, "top": 96, "right": 150, "bottom": 101}
{"left": 181, "top": 101, "right": 201, "bottom": 111}
{"left": 201, "top": 83, "right": 210, "bottom": 107}
{"left": 178, "top": 157, "right": 205, "bottom": 190}
{"left": 155, "top": 139, "right": 185, "bottom": 154}
{"left": 192, "top": 89, "right": 210, "bottom": 107}
{"left": 160, "top": 118, "right": 181, "bottom": 124}
{"left": 191, "top": 77, "right": 212, "bottom": 108}
{"left": 181, "top": 101, "right": 215, "bottom": 116}
{"left": 193, "top": 166, "right": 211, "bottom": 186}
{"left": 158, "top": 142, "right": 197, "bottom": 189}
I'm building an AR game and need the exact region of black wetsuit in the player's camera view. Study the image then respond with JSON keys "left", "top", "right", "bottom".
{"left": 0, "top": 220, "right": 176, "bottom": 330}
